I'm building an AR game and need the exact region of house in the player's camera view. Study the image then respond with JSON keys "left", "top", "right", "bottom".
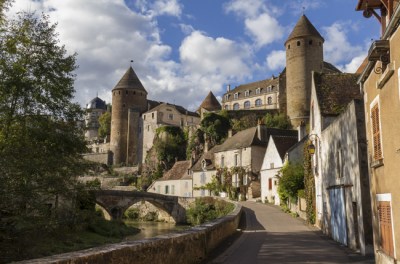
{"left": 147, "top": 160, "right": 192, "bottom": 197}
{"left": 310, "top": 71, "right": 373, "bottom": 255}
{"left": 356, "top": 1, "right": 400, "bottom": 262}
{"left": 191, "top": 147, "right": 218, "bottom": 197}
{"left": 141, "top": 103, "right": 200, "bottom": 163}
{"left": 213, "top": 124, "right": 298, "bottom": 199}
{"left": 260, "top": 134, "right": 298, "bottom": 205}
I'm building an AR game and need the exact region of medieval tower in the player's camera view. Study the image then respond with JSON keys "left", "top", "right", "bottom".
{"left": 285, "top": 15, "right": 324, "bottom": 127}
{"left": 110, "top": 67, "right": 148, "bottom": 165}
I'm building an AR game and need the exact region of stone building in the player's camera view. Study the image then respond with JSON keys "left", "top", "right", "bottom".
{"left": 222, "top": 15, "right": 341, "bottom": 127}
{"left": 198, "top": 91, "right": 221, "bottom": 119}
{"left": 356, "top": 1, "right": 400, "bottom": 262}
{"left": 142, "top": 103, "right": 200, "bottom": 163}
{"left": 85, "top": 96, "right": 107, "bottom": 141}
{"left": 309, "top": 71, "right": 373, "bottom": 255}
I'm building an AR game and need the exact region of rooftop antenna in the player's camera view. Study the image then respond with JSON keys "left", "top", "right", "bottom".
{"left": 130, "top": 60, "right": 134, "bottom": 67}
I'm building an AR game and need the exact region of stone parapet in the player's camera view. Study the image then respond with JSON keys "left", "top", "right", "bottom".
{"left": 18, "top": 202, "right": 242, "bottom": 264}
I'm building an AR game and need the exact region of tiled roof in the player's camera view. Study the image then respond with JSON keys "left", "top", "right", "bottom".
{"left": 314, "top": 72, "right": 361, "bottom": 116}
{"left": 199, "top": 91, "right": 221, "bottom": 111}
{"left": 270, "top": 135, "right": 298, "bottom": 160}
{"left": 113, "top": 67, "right": 147, "bottom": 93}
{"left": 322, "top": 62, "right": 341, "bottom": 73}
{"left": 191, "top": 147, "right": 217, "bottom": 172}
{"left": 143, "top": 102, "right": 199, "bottom": 118}
{"left": 161, "top": 160, "right": 192, "bottom": 180}
{"left": 286, "top": 15, "right": 324, "bottom": 43}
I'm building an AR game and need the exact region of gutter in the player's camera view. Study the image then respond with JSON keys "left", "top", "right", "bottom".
{"left": 357, "top": 4, "right": 400, "bottom": 84}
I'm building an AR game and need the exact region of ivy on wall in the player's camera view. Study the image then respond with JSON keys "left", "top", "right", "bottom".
{"left": 303, "top": 141, "right": 316, "bottom": 224}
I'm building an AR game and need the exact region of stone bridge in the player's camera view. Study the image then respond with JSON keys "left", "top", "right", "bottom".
{"left": 94, "top": 190, "right": 194, "bottom": 223}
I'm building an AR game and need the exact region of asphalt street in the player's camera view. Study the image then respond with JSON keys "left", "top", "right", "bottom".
{"left": 209, "top": 201, "right": 375, "bottom": 264}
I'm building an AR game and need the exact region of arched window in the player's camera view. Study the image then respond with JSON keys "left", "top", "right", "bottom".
{"left": 255, "top": 99, "right": 262, "bottom": 107}
{"left": 244, "top": 101, "right": 250, "bottom": 109}
{"left": 297, "top": 41, "right": 301, "bottom": 46}
{"left": 267, "top": 97, "right": 272, "bottom": 105}
{"left": 233, "top": 103, "right": 240, "bottom": 110}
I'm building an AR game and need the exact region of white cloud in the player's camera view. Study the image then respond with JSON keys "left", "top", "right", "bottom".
{"left": 288, "top": 0, "right": 324, "bottom": 14}
{"left": 340, "top": 54, "right": 367, "bottom": 73}
{"left": 245, "top": 13, "right": 284, "bottom": 47}
{"left": 323, "top": 22, "right": 364, "bottom": 65}
{"left": 266, "top": 50, "right": 286, "bottom": 71}
{"left": 224, "top": 0, "right": 265, "bottom": 18}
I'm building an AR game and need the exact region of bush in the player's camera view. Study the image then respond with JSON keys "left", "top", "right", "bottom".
{"left": 124, "top": 208, "right": 140, "bottom": 220}
{"left": 186, "top": 197, "right": 234, "bottom": 226}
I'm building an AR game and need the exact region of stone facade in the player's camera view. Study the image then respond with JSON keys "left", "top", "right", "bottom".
{"left": 85, "top": 97, "right": 107, "bottom": 141}
{"left": 357, "top": 2, "right": 400, "bottom": 262}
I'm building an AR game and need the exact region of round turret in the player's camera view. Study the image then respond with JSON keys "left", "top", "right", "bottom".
{"left": 285, "top": 15, "right": 324, "bottom": 127}
{"left": 110, "top": 67, "right": 148, "bottom": 165}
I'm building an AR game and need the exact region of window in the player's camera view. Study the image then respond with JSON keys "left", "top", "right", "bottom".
{"left": 255, "top": 99, "right": 262, "bottom": 107}
{"left": 288, "top": 44, "right": 290, "bottom": 49}
{"left": 200, "top": 172, "right": 206, "bottom": 184}
{"left": 297, "top": 41, "right": 301, "bottom": 46}
{"left": 336, "top": 142, "right": 343, "bottom": 178}
{"left": 377, "top": 196, "right": 394, "bottom": 257}
{"left": 371, "top": 103, "right": 383, "bottom": 160}
{"left": 152, "top": 113, "right": 154, "bottom": 119}
{"left": 234, "top": 153, "right": 239, "bottom": 166}
{"left": 266, "top": 86, "right": 272, "bottom": 92}
{"left": 244, "top": 90, "right": 250, "bottom": 97}
{"left": 168, "top": 113, "right": 173, "bottom": 120}
{"left": 165, "top": 185, "right": 169, "bottom": 194}
{"left": 256, "top": 88, "right": 261, "bottom": 94}
{"left": 244, "top": 101, "right": 250, "bottom": 109}
{"left": 157, "top": 185, "right": 160, "bottom": 193}
{"left": 221, "top": 156, "right": 225, "bottom": 168}
{"left": 225, "top": 94, "right": 230, "bottom": 101}
{"left": 267, "top": 97, "right": 272, "bottom": 105}
{"left": 171, "top": 185, "right": 175, "bottom": 195}
{"left": 268, "top": 178, "right": 272, "bottom": 190}
{"left": 270, "top": 163, "right": 274, "bottom": 169}
{"left": 126, "top": 90, "right": 128, "bottom": 94}
{"left": 143, "top": 114, "right": 146, "bottom": 120}
{"left": 224, "top": 105, "right": 229, "bottom": 110}
{"left": 309, "top": 40, "right": 313, "bottom": 45}
{"left": 234, "top": 93, "right": 239, "bottom": 99}
{"left": 233, "top": 103, "right": 240, "bottom": 110}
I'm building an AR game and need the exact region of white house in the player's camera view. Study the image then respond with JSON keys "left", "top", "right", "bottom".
{"left": 191, "top": 148, "right": 217, "bottom": 197}
{"left": 147, "top": 160, "right": 192, "bottom": 197}
{"left": 260, "top": 134, "right": 298, "bottom": 205}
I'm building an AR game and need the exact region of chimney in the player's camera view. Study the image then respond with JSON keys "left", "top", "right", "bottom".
{"left": 298, "top": 121, "right": 306, "bottom": 141}
{"left": 228, "top": 129, "right": 233, "bottom": 138}
{"left": 227, "top": 84, "right": 231, "bottom": 92}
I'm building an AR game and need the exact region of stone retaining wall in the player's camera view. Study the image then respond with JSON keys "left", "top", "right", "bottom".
{"left": 19, "top": 202, "right": 242, "bottom": 264}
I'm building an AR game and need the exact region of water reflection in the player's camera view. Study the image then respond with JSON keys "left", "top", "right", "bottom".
{"left": 124, "top": 220, "right": 190, "bottom": 240}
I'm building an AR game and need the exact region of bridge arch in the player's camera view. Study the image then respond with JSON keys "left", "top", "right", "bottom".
{"left": 94, "top": 190, "right": 192, "bottom": 223}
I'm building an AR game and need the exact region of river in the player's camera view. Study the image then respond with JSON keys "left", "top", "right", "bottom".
{"left": 124, "top": 220, "right": 190, "bottom": 240}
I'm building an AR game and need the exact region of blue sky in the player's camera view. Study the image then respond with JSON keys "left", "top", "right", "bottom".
{"left": 8, "top": 0, "right": 381, "bottom": 110}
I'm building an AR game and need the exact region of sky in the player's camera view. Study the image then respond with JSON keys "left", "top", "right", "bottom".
{"left": 7, "top": 0, "right": 381, "bottom": 111}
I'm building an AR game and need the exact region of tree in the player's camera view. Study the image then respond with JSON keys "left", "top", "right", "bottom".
{"left": 200, "top": 112, "right": 230, "bottom": 147}
{"left": 277, "top": 162, "right": 304, "bottom": 204}
{"left": 264, "top": 113, "right": 292, "bottom": 129}
{"left": 98, "top": 110, "right": 111, "bottom": 139}
{"left": 0, "top": 11, "right": 89, "bottom": 256}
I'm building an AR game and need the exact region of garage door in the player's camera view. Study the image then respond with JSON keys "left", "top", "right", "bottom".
{"left": 329, "top": 187, "right": 347, "bottom": 245}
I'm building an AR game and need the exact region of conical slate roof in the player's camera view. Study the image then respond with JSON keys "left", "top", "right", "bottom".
{"left": 199, "top": 91, "right": 221, "bottom": 111}
{"left": 113, "top": 67, "right": 147, "bottom": 93}
{"left": 286, "top": 15, "right": 324, "bottom": 43}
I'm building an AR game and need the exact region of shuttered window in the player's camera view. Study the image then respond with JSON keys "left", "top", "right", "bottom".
{"left": 378, "top": 201, "right": 394, "bottom": 257}
{"left": 371, "top": 104, "right": 382, "bottom": 160}
{"left": 268, "top": 178, "right": 272, "bottom": 190}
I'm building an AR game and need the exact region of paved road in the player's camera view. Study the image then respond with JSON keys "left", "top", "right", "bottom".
{"left": 210, "top": 201, "right": 374, "bottom": 264}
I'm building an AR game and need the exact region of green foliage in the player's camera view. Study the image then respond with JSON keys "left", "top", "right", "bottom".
{"left": 98, "top": 110, "right": 111, "bottom": 139}
{"left": 231, "top": 113, "right": 258, "bottom": 132}
{"left": 304, "top": 141, "right": 316, "bottom": 224}
{"left": 0, "top": 11, "right": 93, "bottom": 261}
{"left": 264, "top": 113, "right": 292, "bottom": 129}
{"left": 186, "top": 197, "right": 234, "bottom": 226}
{"left": 200, "top": 112, "right": 230, "bottom": 147}
{"left": 186, "top": 128, "right": 204, "bottom": 160}
{"left": 124, "top": 208, "right": 140, "bottom": 220}
{"left": 277, "top": 163, "right": 304, "bottom": 203}
{"left": 153, "top": 126, "right": 186, "bottom": 176}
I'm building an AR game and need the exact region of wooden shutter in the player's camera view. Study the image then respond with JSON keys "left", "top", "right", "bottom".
{"left": 378, "top": 201, "right": 394, "bottom": 257}
{"left": 268, "top": 178, "right": 272, "bottom": 190}
{"left": 371, "top": 104, "right": 382, "bottom": 160}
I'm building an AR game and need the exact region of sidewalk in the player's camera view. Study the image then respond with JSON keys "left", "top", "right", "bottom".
{"left": 209, "top": 201, "right": 375, "bottom": 264}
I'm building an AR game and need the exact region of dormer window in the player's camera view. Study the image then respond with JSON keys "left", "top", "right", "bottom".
{"left": 266, "top": 86, "right": 273, "bottom": 92}
{"left": 244, "top": 90, "right": 250, "bottom": 97}
{"left": 234, "top": 93, "right": 239, "bottom": 99}
{"left": 225, "top": 94, "right": 230, "bottom": 101}
{"left": 256, "top": 88, "right": 261, "bottom": 95}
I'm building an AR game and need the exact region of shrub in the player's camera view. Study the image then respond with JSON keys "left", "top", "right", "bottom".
{"left": 186, "top": 197, "right": 234, "bottom": 226}
{"left": 124, "top": 208, "right": 140, "bottom": 220}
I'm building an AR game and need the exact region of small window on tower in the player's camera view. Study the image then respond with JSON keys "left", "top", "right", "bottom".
{"left": 126, "top": 91, "right": 128, "bottom": 94}
{"left": 133, "top": 91, "right": 136, "bottom": 95}
{"left": 122, "top": 104, "right": 125, "bottom": 108}
{"left": 288, "top": 44, "right": 291, "bottom": 49}
{"left": 309, "top": 40, "right": 313, "bottom": 45}
{"left": 319, "top": 42, "right": 322, "bottom": 46}
{"left": 297, "top": 41, "right": 301, "bottom": 46}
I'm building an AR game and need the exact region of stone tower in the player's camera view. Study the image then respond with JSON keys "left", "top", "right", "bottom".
{"left": 110, "top": 67, "right": 148, "bottom": 165}
{"left": 285, "top": 15, "right": 324, "bottom": 127}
